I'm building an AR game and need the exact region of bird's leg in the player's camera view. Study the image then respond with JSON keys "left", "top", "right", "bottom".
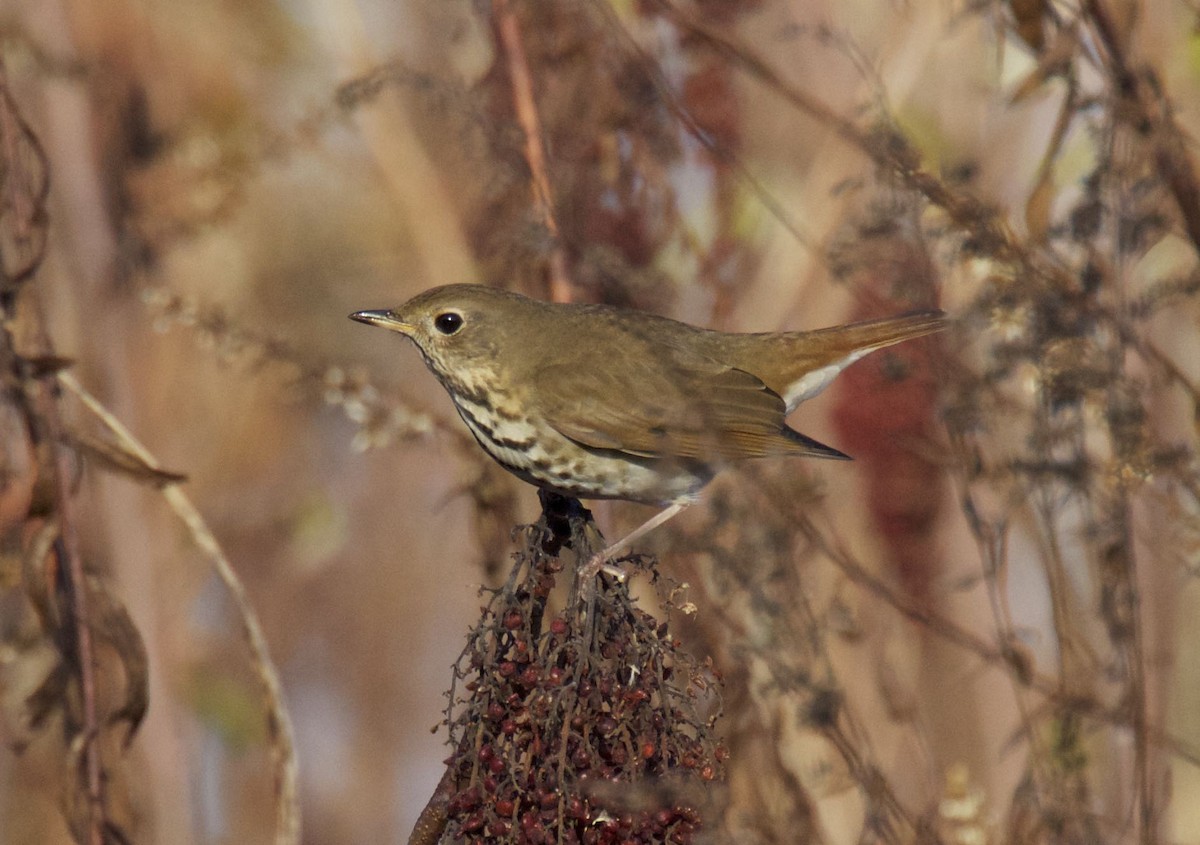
{"left": 578, "top": 501, "right": 690, "bottom": 582}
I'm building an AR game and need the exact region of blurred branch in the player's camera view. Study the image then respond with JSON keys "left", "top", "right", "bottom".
{"left": 1082, "top": 0, "right": 1200, "bottom": 254}
{"left": 1, "top": 58, "right": 108, "bottom": 845}
{"left": 140, "top": 285, "right": 438, "bottom": 451}
{"left": 0, "top": 60, "right": 49, "bottom": 296}
{"left": 794, "top": 509, "right": 1200, "bottom": 769}
{"left": 491, "top": 0, "right": 573, "bottom": 302}
{"left": 313, "top": 0, "right": 476, "bottom": 285}
{"left": 588, "top": 0, "right": 816, "bottom": 251}
{"left": 36, "top": 360, "right": 105, "bottom": 845}
{"left": 650, "top": 0, "right": 1067, "bottom": 287}
{"left": 59, "top": 372, "right": 302, "bottom": 845}
{"left": 141, "top": 284, "right": 519, "bottom": 575}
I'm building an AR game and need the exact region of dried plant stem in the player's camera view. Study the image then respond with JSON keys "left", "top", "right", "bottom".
{"left": 652, "top": 0, "right": 1070, "bottom": 287}
{"left": 1028, "top": 484, "right": 1094, "bottom": 693}
{"left": 407, "top": 766, "right": 454, "bottom": 845}
{"left": 30, "top": 347, "right": 104, "bottom": 845}
{"left": 1082, "top": 0, "right": 1200, "bottom": 254}
{"left": 1105, "top": 497, "right": 1155, "bottom": 845}
{"left": 492, "top": 0, "right": 572, "bottom": 303}
{"left": 589, "top": 0, "right": 815, "bottom": 251}
{"left": 973, "top": 518, "right": 1057, "bottom": 809}
{"left": 58, "top": 372, "right": 301, "bottom": 845}
{"left": 1136, "top": 337, "right": 1200, "bottom": 404}
{"left": 1, "top": 54, "right": 107, "bottom": 844}
{"left": 52, "top": 434, "right": 105, "bottom": 845}
{"left": 794, "top": 510, "right": 1200, "bottom": 770}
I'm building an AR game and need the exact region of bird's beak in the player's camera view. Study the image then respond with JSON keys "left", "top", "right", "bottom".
{"left": 349, "top": 309, "right": 414, "bottom": 335}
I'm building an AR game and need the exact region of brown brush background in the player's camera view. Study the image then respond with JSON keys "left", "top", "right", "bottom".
{"left": 1, "top": 0, "right": 1199, "bottom": 843}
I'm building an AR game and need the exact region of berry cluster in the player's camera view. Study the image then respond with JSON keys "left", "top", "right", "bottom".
{"left": 442, "top": 500, "right": 723, "bottom": 844}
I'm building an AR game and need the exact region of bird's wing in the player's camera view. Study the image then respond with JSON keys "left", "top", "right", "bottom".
{"left": 530, "top": 340, "right": 846, "bottom": 462}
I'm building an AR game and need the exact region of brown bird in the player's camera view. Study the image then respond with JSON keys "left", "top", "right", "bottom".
{"left": 351, "top": 284, "right": 945, "bottom": 574}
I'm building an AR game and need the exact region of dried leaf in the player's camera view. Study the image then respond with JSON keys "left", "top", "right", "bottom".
{"left": 1009, "top": 25, "right": 1078, "bottom": 103}
{"left": 0, "top": 73, "right": 49, "bottom": 291}
{"left": 19, "top": 518, "right": 58, "bottom": 629}
{"left": 21, "top": 660, "right": 68, "bottom": 740}
{"left": 15, "top": 521, "right": 147, "bottom": 745}
{"left": 1025, "top": 168, "right": 1056, "bottom": 242}
{"left": 2, "top": 636, "right": 63, "bottom": 753}
{"left": 1009, "top": 0, "right": 1048, "bottom": 52}
{"left": 63, "top": 427, "right": 187, "bottom": 488}
{"left": 86, "top": 577, "right": 149, "bottom": 745}
{"left": 0, "top": 398, "right": 36, "bottom": 533}
{"left": 20, "top": 354, "right": 75, "bottom": 378}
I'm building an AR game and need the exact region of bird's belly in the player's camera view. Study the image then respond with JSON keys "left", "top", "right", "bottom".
{"left": 451, "top": 399, "right": 706, "bottom": 505}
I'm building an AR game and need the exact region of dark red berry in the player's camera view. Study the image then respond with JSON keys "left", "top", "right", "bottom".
{"left": 486, "top": 819, "right": 511, "bottom": 837}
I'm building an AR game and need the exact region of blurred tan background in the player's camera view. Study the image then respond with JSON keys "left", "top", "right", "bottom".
{"left": 1, "top": 0, "right": 1198, "bottom": 843}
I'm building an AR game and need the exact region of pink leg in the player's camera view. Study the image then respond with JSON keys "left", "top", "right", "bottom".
{"left": 579, "top": 501, "right": 690, "bottom": 581}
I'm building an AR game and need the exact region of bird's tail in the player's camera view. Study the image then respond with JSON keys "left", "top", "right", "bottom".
{"left": 767, "top": 309, "right": 948, "bottom": 409}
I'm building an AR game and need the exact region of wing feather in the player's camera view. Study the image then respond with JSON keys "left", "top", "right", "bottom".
{"left": 530, "top": 336, "right": 845, "bottom": 462}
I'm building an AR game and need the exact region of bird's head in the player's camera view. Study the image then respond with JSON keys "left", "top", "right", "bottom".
{"left": 350, "top": 284, "right": 536, "bottom": 381}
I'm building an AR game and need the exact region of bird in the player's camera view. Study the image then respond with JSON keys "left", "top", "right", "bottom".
{"left": 351, "top": 284, "right": 945, "bottom": 576}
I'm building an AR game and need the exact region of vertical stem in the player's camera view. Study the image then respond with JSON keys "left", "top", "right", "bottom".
{"left": 53, "top": 431, "right": 105, "bottom": 845}
{"left": 492, "top": 0, "right": 573, "bottom": 303}
{"left": 29, "top": 315, "right": 106, "bottom": 844}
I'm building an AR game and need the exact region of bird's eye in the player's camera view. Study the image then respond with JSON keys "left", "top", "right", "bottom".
{"left": 434, "top": 312, "right": 464, "bottom": 335}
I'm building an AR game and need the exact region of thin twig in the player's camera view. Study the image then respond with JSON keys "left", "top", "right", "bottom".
{"left": 1082, "top": 0, "right": 1200, "bottom": 254}
{"left": 31, "top": 349, "right": 104, "bottom": 845}
{"left": 587, "top": 0, "right": 816, "bottom": 251}
{"left": 651, "top": 0, "right": 1076, "bottom": 291}
{"left": 793, "top": 509, "right": 1200, "bottom": 769}
{"left": 59, "top": 372, "right": 302, "bottom": 845}
{"left": 492, "top": 0, "right": 573, "bottom": 303}
{"left": 1, "top": 55, "right": 106, "bottom": 845}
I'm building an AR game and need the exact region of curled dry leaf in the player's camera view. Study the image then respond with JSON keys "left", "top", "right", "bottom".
{"left": 10, "top": 519, "right": 149, "bottom": 749}
{"left": 19, "top": 354, "right": 75, "bottom": 378}
{"left": 63, "top": 427, "right": 188, "bottom": 488}
{"left": 85, "top": 575, "right": 150, "bottom": 746}
{"left": 0, "top": 71, "right": 49, "bottom": 292}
